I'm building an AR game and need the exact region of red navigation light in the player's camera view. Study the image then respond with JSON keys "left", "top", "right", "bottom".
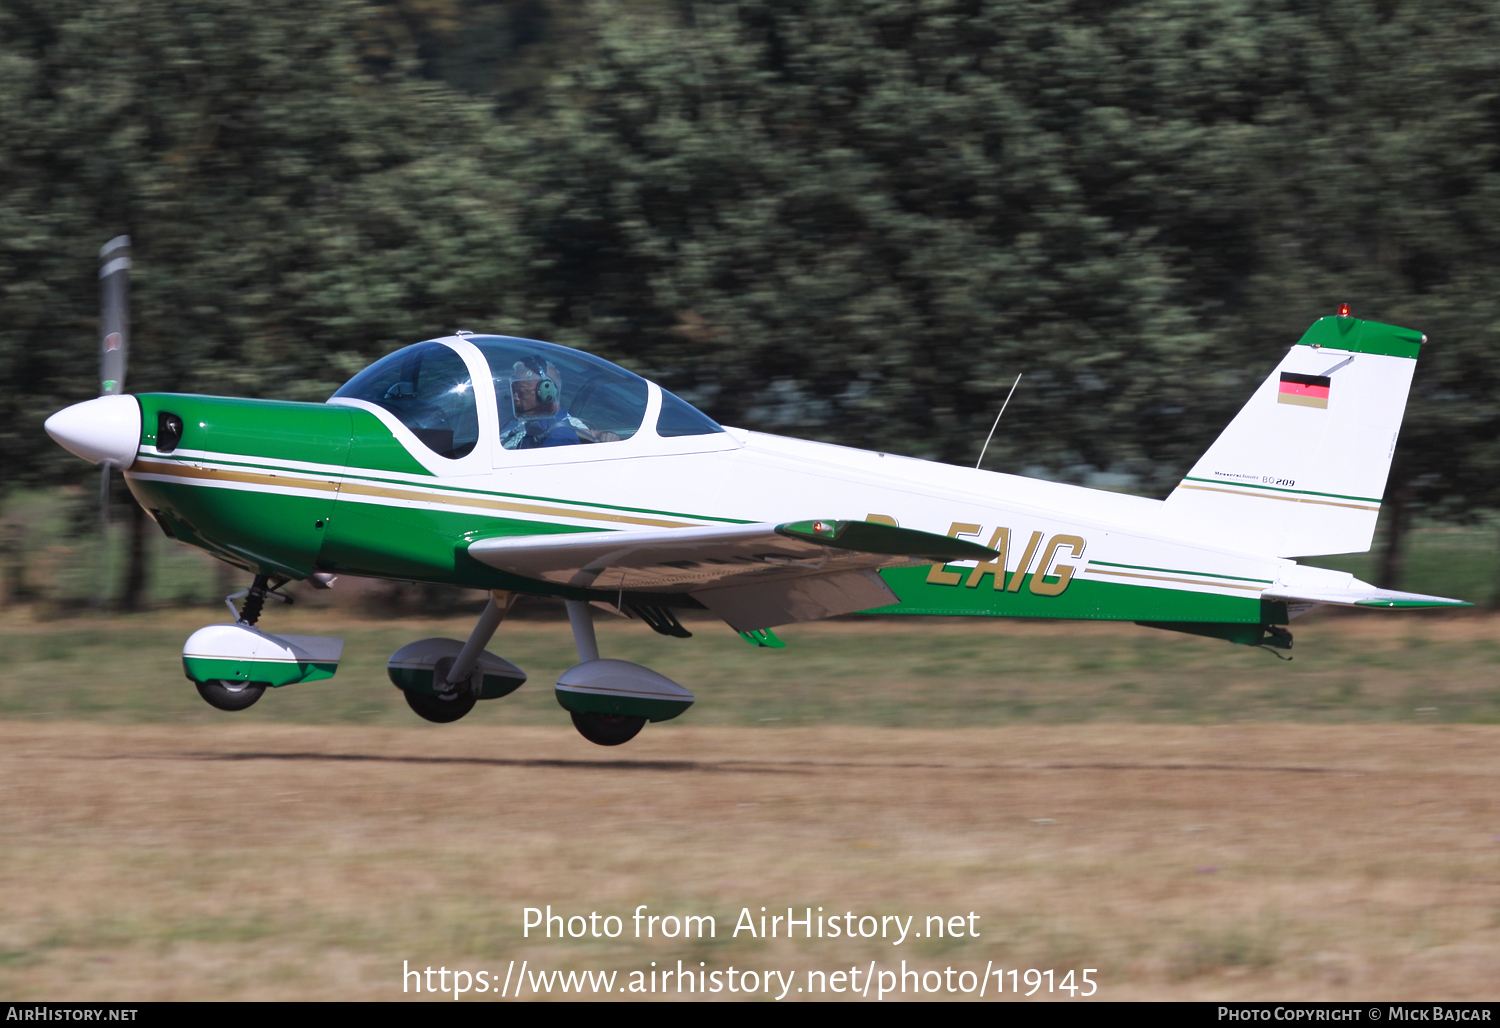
{"left": 1337, "top": 302, "right": 1351, "bottom": 317}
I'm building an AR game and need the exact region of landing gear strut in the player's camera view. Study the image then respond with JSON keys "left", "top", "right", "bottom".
{"left": 225, "top": 573, "right": 292, "bottom": 625}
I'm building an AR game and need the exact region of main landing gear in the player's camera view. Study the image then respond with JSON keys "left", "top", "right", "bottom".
{"left": 569, "top": 710, "right": 646, "bottom": 747}
{"left": 196, "top": 677, "right": 265, "bottom": 712}
{"left": 559, "top": 601, "right": 643, "bottom": 745}
{"left": 553, "top": 600, "right": 694, "bottom": 746}
{"left": 385, "top": 591, "right": 526, "bottom": 723}
{"left": 386, "top": 594, "right": 692, "bottom": 745}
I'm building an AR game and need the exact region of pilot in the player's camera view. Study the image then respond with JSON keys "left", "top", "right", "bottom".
{"left": 500, "top": 356, "right": 589, "bottom": 449}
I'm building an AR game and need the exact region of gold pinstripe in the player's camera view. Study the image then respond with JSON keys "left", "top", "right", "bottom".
{"left": 333, "top": 479, "right": 692, "bottom": 528}
{"left": 130, "top": 457, "right": 697, "bottom": 529}
{"left": 1174, "top": 482, "right": 1379, "bottom": 512}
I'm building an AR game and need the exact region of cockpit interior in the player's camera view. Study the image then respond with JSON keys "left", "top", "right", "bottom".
{"left": 331, "top": 336, "right": 722, "bottom": 460}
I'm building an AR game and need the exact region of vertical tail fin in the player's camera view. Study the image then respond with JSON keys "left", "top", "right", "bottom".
{"left": 1163, "top": 315, "right": 1423, "bottom": 557}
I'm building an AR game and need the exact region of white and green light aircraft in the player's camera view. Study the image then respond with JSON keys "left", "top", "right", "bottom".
{"left": 45, "top": 261, "right": 1465, "bottom": 744}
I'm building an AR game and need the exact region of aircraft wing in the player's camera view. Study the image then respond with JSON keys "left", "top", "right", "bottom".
{"left": 467, "top": 519, "right": 999, "bottom": 630}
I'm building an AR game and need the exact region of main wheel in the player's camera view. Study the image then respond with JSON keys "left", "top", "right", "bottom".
{"left": 570, "top": 710, "right": 646, "bottom": 746}
{"left": 196, "top": 679, "right": 265, "bottom": 711}
{"left": 404, "top": 688, "right": 477, "bottom": 724}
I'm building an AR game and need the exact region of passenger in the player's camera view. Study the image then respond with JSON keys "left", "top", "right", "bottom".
{"left": 500, "top": 356, "right": 590, "bottom": 449}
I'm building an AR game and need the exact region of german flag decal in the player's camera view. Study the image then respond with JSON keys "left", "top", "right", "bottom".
{"left": 1279, "top": 372, "right": 1330, "bottom": 409}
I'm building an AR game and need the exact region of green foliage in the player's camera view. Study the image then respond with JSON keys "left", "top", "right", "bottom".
{"left": 1211, "top": 0, "right": 1500, "bottom": 522}
{"left": 357, "top": 0, "right": 593, "bottom": 114}
{"left": 508, "top": 0, "right": 1500, "bottom": 498}
{"left": 5, "top": 0, "right": 1500, "bottom": 565}
{"left": 513, "top": 1, "right": 1240, "bottom": 479}
{"left": 0, "top": 0, "right": 525, "bottom": 483}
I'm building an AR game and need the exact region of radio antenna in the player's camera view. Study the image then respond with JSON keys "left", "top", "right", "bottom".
{"left": 975, "top": 373, "right": 1022, "bottom": 470}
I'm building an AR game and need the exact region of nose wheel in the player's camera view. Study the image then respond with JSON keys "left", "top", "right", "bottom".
{"left": 191, "top": 574, "right": 290, "bottom": 712}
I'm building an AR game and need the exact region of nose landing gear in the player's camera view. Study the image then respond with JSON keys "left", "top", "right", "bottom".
{"left": 182, "top": 573, "right": 344, "bottom": 711}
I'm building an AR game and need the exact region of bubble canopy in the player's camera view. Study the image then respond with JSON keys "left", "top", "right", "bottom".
{"left": 330, "top": 341, "right": 478, "bottom": 459}
{"left": 331, "top": 336, "right": 722, "bottom": 458}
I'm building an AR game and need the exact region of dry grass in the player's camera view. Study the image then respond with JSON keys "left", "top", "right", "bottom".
{"left": 1, "top": 721, "right": 1498, "bottom": 1000}
{"left": 4, "top": 605, "right": 1500, "bottom": 727}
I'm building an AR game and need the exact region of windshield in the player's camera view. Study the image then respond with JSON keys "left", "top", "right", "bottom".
{"left": 658, "top": 389, "right": 725, "bottom": 437}
{"left": 329, "top": 342, "right": 479, "bottom": 459}
{"left": 470, "top": 336, "right": 653, "bottom": 450}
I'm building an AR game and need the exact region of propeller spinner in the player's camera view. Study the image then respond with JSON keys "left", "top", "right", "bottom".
{"left": 42, "top": 238, "right": 141, "bottom": 529}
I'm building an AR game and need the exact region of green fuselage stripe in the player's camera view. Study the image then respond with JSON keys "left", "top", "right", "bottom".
{"left": 1180, "top": 476, "right": 1381, "bottom": 504}
{"left": 1087, "top": 559, "right": 1273, "bottom": 584}
{"left": 867, "top": 567, "right": 1277, "bottom": 623}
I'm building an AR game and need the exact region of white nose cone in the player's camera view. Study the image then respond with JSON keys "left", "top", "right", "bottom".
{"left": 44, "top": 395, "right": 141, "bottom": 468}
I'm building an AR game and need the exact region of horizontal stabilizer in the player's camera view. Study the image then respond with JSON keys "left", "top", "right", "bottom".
{"left": 1262, "top": 583, "right": 1470, "bottom": 609}
{"left": 1260, "top": 563, "right": 1468, "bottom": 610}
{"left": 1261, "top": 561, "right": 1468, "bottom": 609}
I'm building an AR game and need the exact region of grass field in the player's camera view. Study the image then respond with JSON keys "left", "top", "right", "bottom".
{"left": 1, "top": 607, "right": 1499, "bottom": 1000}
{"left": 3, "top": 604, "right": 1499, "bottom": 727}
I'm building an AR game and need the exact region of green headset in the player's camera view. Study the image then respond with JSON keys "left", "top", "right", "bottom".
{"left": 521, "top": 355, "right": 559, "bottom": 404}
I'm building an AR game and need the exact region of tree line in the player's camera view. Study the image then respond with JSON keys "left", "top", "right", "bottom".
{"left": 3, "top": 0, "right": 1499, "bottom": 606}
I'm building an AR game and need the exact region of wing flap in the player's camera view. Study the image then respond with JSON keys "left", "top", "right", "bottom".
{"left": 696, "top": 569, "right": 897, "bottom": 632}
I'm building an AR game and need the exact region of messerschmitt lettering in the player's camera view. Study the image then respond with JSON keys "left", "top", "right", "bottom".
{"left": 44, "top": 275, "right": 1467, "bottom": 747}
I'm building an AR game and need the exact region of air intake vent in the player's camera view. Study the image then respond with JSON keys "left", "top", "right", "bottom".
{"left": 157, "top": 411, "right": 183, "bottom": 453}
